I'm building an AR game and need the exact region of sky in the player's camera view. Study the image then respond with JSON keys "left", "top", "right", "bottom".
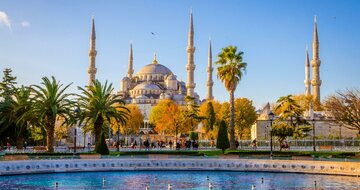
{"left": 0, "top": 0, "right": 360, "bottom": 108}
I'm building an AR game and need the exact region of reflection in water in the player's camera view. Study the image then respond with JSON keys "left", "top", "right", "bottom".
{"left": 0, "top": 171, "right": 359, "bottom": 189}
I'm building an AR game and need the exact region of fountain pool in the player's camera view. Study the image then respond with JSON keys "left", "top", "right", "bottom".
{"left": 0, "top": 170, "right": 359, "bottom": 189}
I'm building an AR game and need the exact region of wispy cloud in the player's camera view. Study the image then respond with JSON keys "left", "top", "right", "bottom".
{"left": 20, "top": 21, "right": 30, "bottom": 27}
{"left": 0, "top": 11, "right": 12, "bottom": 31}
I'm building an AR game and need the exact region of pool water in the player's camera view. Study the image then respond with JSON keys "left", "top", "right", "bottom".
{"left": 0, "top": 171, "right": 359, "bottom": 189}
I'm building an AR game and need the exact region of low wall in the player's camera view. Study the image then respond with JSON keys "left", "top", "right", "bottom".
{"left": 0, "top": 158, "right": 359, "bottom": 176}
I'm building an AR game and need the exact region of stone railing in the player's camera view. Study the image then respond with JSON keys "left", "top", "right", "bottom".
{"left": 0, "top": 158, "right": 359, "bottom": 176}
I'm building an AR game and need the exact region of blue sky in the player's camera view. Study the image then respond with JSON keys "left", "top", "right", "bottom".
{"left": 1, "top": 0, "right": 359, "bottom": 108}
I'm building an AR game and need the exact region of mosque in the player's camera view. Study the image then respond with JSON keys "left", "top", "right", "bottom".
{"left": 251, "top": 16, "right": 357, "bottom": 140}
{"left": 85, "top": 12, "right": 214, "bottom": 134}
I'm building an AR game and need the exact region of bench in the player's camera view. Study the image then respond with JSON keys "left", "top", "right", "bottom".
{"left": 319, "top": 145, "right": 333, "bottom": 151}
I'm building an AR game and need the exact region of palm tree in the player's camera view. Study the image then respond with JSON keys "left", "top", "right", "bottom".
{"left": 77, "top": 80, "right": 129, "bottom": 152}
{"left": 29, "top": 76, "right": 73, "bottom": 152}
{"left": 0, "top": 86, "right": 32, "bottom": 150}
{"left": 215, "top": 46, "right": 247, "bottom": 149}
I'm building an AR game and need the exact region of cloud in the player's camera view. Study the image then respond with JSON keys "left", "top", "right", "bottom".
{"left": 0, "top": 11, "right": 12, "bottom": 30}
{"left": 20, "top": 21, "right": 30, "bottom": 27}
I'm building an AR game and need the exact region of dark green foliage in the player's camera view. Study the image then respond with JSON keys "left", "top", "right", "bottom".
{"left": 95, "top": 132, "right": 109, "bottom": 155}
{"left": 0, "top": 68, "right": 17, "bottom": 101}
{"left": 189, "top": 131, "right": 199, "bottom": 141}
{"left": 216, "top": 120, "right": 230, "bottom": 154}
{"left": 205, "top": 102, "right": 216, "bottom": 131}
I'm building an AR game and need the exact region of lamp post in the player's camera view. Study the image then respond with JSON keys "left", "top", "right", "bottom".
{"left": 312, "top": 118, "right": 316, "bottom": 151}
{"left": 117, "top": 123, "right": 120, "bottom": 151}
{"left": 74, "top": 107, "right": 81, "bottom": 154}
{"left": 268, "top": 111, "right": 274, "bottom": 157}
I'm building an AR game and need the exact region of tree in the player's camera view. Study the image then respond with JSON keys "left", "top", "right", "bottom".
{"left": 324, "top": 89, "right": 360, "bottom": 134}
{"left": 216, "top": 120, "right": 230, "bottom": 154}
{"left": 271, "top": 122, "right": 293, "bottom": 151}
{"left": 183, "top": 96, "right": 205, "bottom": 131}
{"left": 28, "top": 77, "right": 73, "bottom": 152}
{"left": 111, "top": 104, "right": 143, "bottom": 136}
{"left": 77, "top": 80, "right": 129, "bottom": 153}
{"left": 0, "top": 86, "right": 32, "bottom": 149}
{"left": 275, "top": 95, "right": 308, "bottom": 128}
{"left": 204, "top": 101, "right": 216, "bottom": 132}
{"left": 234, "top": 98, "right": 257, "bottom": 140}
{"left": 0, "top": 68, "right": 17, "bottom": 101}
{"left": 149, "top": 99, "right": 187, "bottom": 136}
{"left": 95, "top": 132, "right": 109, "bottom": 155}
{"left": 215, "top": 45, "right": 247, "bottom": 149}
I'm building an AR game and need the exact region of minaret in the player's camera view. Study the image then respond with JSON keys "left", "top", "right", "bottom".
{"left": 311, "top": 16, "right": 321, "bottom": 103}
{"left": 206, "top": 39, "right": 214, "bottom": 100}
{"left": 186, "top": 10, "right": 196, "bottom": 97}
{"left": 127, "top": 42, "right": 134, "bottom": 78}
{"left": 304, "top": 45, "right": 311, "bottom": 97}
{"left": 88, "top": 16, "right": 97, "bottom": 87}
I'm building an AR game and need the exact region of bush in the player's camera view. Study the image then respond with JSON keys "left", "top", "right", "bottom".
{"left": 95, "top": 132, "right": 109, "bottom": 155}
{"left": 216, "top": 120, "right": 230, "bottom": 154}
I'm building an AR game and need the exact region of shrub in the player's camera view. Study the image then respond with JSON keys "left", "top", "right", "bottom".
{"left": 216, "top": 120, "right": 230, "bottom": 154}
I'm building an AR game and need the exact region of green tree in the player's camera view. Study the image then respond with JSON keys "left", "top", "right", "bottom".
{"left": 275, "top": 95, "right": 309, "bottom": 128}
{"left": 215, "top": 46, "right": 247, "bottom": 149}
{"left": 234, "top": 98, "right": 257, "bottom": 140}
{"left": 95, "top": 132, "right": 109, "bottom": 155}
{"left": 0, "top": 68, "right": 17, "bottom": 101}
{"left": 204, "top": 101, "right": 216, "bottom": 132}
{"left": 28, "top": 76, "right": 73, "bottom": 152}
{"left": 183, "top": 96, "right": 205, "bottom": 131}
{"left": 216, "top": 120, "right": 230, "bottom": 154}
{"left": 271, "top": 122, "right": 293, "bottom": 150}
{"left": 77, "top": 80, "right": 129, "bottom": 153}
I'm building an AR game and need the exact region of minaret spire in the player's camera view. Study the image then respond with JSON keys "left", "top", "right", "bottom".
{"left": 127, "top": 42, "right": 134, "bottom": 78}
{"left": 304, "top": 45, "right": 311, "bottom": 97}
{"left": 206, "top": 39, "right": 214, "bottom": 100}
{"left": 88, "top": 16, "right": 97, "bottom": 87}
{"left": 186, "top": 9, "right": 196, "bottom": 97}
{"left": 311, "top": 15, "right": 322, "bottom": 105}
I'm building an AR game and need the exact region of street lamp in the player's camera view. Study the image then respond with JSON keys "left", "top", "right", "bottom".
{"left": 268, "top": 111, "right": 275, "bottom": 158}
{"left": 117, "top": 123, "right": 120, "bottom": 152}
{"left": 74, "top": 107, "right": 81, "bottom": 153}
{"left": 312, "top": 118, "right": 316, "bottom": 151}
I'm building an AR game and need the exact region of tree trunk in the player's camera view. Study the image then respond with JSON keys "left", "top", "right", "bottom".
{"left": 16, "top": 127, "right": 24, "bottom": 150}
{"left": 94, "top": 115, "right": 104, "bottom": 145}
{"left": 45, "top": 125, "right": 55, "bottom": 152}
{"left": 229, "top": 89, "right": 236, "bottom": 149}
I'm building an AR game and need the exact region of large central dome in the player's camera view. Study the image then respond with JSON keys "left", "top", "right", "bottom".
{"left": 136, "top": 53, "right": 173, "bottom": 76}
{"left": 137, "top": 63, "right": 172, "bottom": 75}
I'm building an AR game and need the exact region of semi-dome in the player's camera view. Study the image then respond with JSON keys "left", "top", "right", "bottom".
{"left": 133, "top": 82, "right": 161, "bottom": 90}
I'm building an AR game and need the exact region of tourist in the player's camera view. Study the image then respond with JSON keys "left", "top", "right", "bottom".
{"left": 169, "top": 140, "right": 173, "bottom": 150}
{"left": 87, "top": 142, "right": 91, "bottom": 151}
{"left": 23, "top": 141, "right": 27, "bottom": 150}
{"left": 210, "top": 138, "right": 215, "bottom": 148}
{"left": 252, "top": 138, "right": 257, "bottom": 150}
{"left": 144, "top": 139, "right": 150, "bottom": 151}
{"left": 176, "top": 140, "right": 181, "bottom": 150}
{"left": 6, "top": 142, "right": 11, "bottom": 151}
{"left": 235, "top": 140, "right": 239, "bottom": 149}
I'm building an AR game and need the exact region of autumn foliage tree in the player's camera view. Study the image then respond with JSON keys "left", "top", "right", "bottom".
{"left": 111, "top": 104, "right": 143, "bottom": 136}
{"left": 234, "top": 98, "right": 257, "bottom": 140}
{"left": 149, "top": 100, "right": 188, "bottom": 136}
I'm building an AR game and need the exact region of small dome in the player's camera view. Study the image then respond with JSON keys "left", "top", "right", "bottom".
{"left": 172, "top": 93, "right": 185, "bottom": 101}
{"left": 160, "top": 93, "right": 166, "bottom": 99}
{"left": 133, "top": 82, "right": 161, "bottom": 90}
{"left": 122, "top": 76, "right": 131, "bottom": 81}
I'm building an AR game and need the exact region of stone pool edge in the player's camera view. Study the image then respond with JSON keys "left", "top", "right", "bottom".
{"left": 0, "top": 158, "right": 359, "bottom": 177}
